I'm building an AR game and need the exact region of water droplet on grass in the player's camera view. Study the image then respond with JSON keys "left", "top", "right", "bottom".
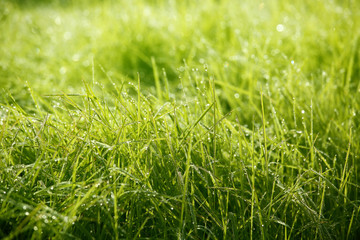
{"left": 72, "top": 54, "right": 80, "bottom": 62}
{"left": 63, "top": 32, "right": 72, "bottom": 40}
{"left": 59, "top": 67, "right": 66, "bottom": 75}
{"left": 54, "top": 16, "right": 61, "bottom": 25}
{"left": 276, "top": 24, "right": 285, "bottom": 32}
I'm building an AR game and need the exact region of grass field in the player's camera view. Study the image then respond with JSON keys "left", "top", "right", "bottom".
{"left": 1, "top": 0, "right": 360, "bottom": 239}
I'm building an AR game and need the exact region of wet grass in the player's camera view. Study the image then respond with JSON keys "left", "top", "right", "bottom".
{"left": 1, "top": 0, "right": 360, "bottom": 239}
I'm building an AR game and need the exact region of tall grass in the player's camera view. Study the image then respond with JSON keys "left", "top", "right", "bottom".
{"left": 1, "top": 0, "right": 360, "bottom": 239}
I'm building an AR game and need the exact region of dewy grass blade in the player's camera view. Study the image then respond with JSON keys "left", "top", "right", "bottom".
{"left": 179, "top": 102, "right": 214, "bottom": 147}
{"left": 260, "top": 90, "right": 268, "bottom": 186}
{"left": 151, "top": 57, "right": 163, "bottom": 103}
{"left": 179, "top": 132, "right": 193, "bottom": 238}
{"left": 340, "top": 128, "right": 352, "bottom": 194}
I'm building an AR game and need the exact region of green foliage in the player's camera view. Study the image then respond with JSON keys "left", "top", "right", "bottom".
{"left": 0, "top": 0, "right": 360, "bottom": 239}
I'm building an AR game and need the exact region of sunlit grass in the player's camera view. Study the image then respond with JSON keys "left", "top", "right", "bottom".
{"left": 1, "top": 0, "right": 360, "bottom": 239}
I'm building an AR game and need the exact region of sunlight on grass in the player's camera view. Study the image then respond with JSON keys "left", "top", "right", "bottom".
{"left": 1, "top": 0, "right": 360, "bottom": 239}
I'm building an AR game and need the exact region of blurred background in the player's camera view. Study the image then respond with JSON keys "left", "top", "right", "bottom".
{"left": 0, "top": 0, "right": 359, "bottom": 123}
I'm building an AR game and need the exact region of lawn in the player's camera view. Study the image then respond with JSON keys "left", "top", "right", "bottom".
{"left": 0, "top": 0, "right": 360, "bottom": 239}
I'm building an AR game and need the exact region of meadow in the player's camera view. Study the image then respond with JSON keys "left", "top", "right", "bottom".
{"left": 0, "top": 0, "right": 360, "bottom": 239}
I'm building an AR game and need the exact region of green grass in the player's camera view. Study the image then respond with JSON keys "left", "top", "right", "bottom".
{"left": 1, "top": 0, "right": 360, "bottom": 239}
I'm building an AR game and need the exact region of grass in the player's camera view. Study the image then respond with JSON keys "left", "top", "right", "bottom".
{"left": 1, "top": 0, "right": 360, "bottom": 239}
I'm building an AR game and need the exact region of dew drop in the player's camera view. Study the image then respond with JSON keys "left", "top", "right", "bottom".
{"left": 59, "top": 67, "right": 67, "bottom": 75}
{"left": 276, "top": 24, "right": 285, "bottom": 32}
